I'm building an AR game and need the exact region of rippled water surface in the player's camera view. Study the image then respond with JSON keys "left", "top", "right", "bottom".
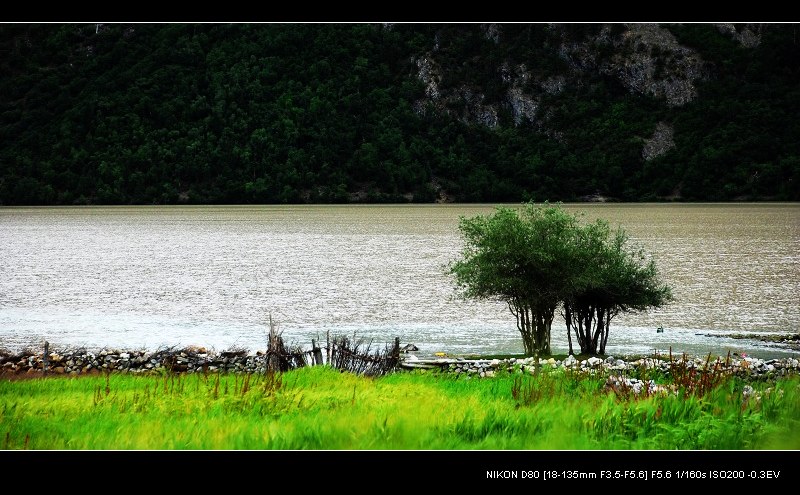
{"left": 1, "top": 204, "right": 797, "bottom": 358}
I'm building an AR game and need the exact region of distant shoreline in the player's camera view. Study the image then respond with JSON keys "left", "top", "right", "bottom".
{"left": 702, "top": 332, "right": 800, "bottom": 351}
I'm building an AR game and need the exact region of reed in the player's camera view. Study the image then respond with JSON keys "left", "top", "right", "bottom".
{"left": 1, "top": 366, "right": 797, "bottom": 450}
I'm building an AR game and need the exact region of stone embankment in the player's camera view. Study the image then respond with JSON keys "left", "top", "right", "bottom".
{"left": 2, "top": 345, "right": 799, "bottom": 385}
{"left": 402, "top": 353, "right": 800, "bottom": 381}
{"left": 0, "top": 346, "right": 272, "bottom": 377}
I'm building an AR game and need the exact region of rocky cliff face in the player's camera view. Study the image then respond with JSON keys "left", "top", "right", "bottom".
{"left": 410, "top": 23, "right": 760, "bottom": 165}
{"left": 583, "top": 23, "right": 707, "bottom": 107}
{"left": 715, "top": 23, "right": 763, "bottom": 48}
{"left": 414, "top": 54, "right": 499, "bottom": 128}
{"left": 642, "top": 122, "right": 676, "bottom": 161}
{"left": 415, "top": 24, "right": 712, "bottom": 118}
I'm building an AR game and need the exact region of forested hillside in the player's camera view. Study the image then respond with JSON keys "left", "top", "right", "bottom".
{"left": 1, "top": 23, "right": 797, "bottom": 205}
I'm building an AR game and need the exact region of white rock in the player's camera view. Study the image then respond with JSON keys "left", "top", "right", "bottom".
{"left": 587, "top": 357, "right": 603, "bottom": 367}
{"left": 564, "top": 355, "right": 577, "bottom": 367}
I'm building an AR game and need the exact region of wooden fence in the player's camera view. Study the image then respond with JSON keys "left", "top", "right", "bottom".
{"left": 263, "top": 318, "right": 400, "bottom": 376}
{"left": 24, "top": 321, "right": 402, "bottom": 377}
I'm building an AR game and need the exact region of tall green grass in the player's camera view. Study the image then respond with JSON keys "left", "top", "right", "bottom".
{"left": 1, "top": 367, "right": 798, "bottom": 449}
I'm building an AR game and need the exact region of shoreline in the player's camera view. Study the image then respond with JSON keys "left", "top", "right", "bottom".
{"left": 702, "top": 332, "right": 800, "bottom": 351}
{"left": 2, "top": 344, "right": 798, "bottom": 381}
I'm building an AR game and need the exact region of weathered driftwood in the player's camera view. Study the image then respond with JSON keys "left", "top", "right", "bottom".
{"left": 327, "top": 335, "right": 399, "bottom": 376}
{"left": 312, "top": 339, "right": 323, "bottom": 366}
{"left": 399, "top": 357, "right": 493, "bottom": 370}
{"left": 43, "top": 341, "right": 49, "bottom": 377}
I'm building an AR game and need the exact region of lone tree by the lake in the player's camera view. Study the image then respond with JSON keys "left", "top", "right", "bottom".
{"left": 449, "top": 202, "right": 672, "bottom": 358}
{"left": 449, "top": 203, "right": 580, "bottom": 360}
{"left": 563, "top": 219, "right": 672, "bottom": 356}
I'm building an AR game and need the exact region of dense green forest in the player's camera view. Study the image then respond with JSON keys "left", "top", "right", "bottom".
{"left": 1, "top": 23, "right": 798, "bottom": 205}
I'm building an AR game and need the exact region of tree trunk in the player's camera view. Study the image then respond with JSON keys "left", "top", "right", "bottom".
{"left": 599, "top": 309, "right": 615, "bottom": 355}
{"left": 564, "top": 305, "right": 574, "bottom": 355}
{"left": 541, "top": 313, "right": 553, "bottom": 356}
{"left": 564, "top": 302, "right": 595, "bottom": 355}
{"left": 591, "top": 309, "right": 604, "bottom": 355}
{"left": 510, "top": 299, "right": 554, "bottom": 358}
{"left": 577, "top": 306, "right": 593, "bottom": 354}
{"left": 511, "top": 301, "right": 533, "bottom": 356}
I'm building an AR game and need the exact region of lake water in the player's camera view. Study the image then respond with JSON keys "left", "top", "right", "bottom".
{"left": 0, "top": 204, "right": 798, "bottom": 359}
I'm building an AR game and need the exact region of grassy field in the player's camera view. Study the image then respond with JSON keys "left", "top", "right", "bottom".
{"left": 2, "top": 366, "right": 799, "bottom": 450}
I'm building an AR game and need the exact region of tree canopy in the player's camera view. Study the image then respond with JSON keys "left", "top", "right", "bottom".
{"left": 449, "top": 203, "right": 672, "bottom": 357}
{"left": 1, "top": 24, "right": 798, "bottom": 205}
{"left": 563, "top": 221, "right": 673, "bottom": 355}
{"left": 449, "top": 203, "right": 580, "bottom": 357}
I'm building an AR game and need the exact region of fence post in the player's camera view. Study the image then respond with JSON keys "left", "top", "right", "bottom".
{"left": 267, "top": 313, "right": 281, "bottom": 373}
{"left": 43, "top": 341, "right": 49, "bottom": 377}
{"left": 312, "top": 339, "right": 323, "bottom": 366}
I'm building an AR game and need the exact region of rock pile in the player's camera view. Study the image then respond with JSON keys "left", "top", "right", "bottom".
{"left": 2, "top": 345, "right": 798, "bottom": 382}
{"left": 0, "top": 346, "right": 279, "bottom": 376}
{"left": 437, "top": 354, "right": 800, "bottom": 380}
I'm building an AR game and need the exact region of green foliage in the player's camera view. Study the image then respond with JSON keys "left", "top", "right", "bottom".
{"left": 565, "top": 220, "right": 673, "bottom": 355}
{"left": 450, "top": 202, "right": 671, "bottom": 357}
{"left": 449, "top": 203, "right": 580, "bottom": 356}
{"left": 0, "top": 24, "right": 797, "bottom": 205}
